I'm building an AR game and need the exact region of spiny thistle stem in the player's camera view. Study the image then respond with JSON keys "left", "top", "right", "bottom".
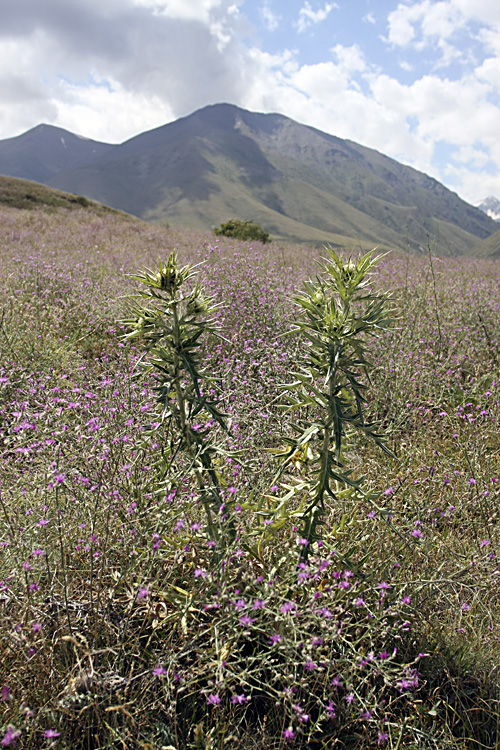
{"left": 271, "top": 246, "right": 395, "bottom": 559}
{"left": 123, "top": 253, "right": 234, "bottom": 548}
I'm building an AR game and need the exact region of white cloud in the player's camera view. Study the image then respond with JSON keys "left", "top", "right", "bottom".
{"left": 53, "top": 78, "right": 175, "bottom": 142}
{"left": 260, "top": 1, "right": 281, "bottom": 32}
{"left": 386, "top": 0, "right": 500, "bottom": 54}
{"left": 479, "top": 27, "right": 500, "bottom": 57}
{"left": 386, "top": 3, "right": 420, "bottom": 46}
{"left": 132, "top": 0, "right": 237, "bottom": 22}
{"left": 454, "top": 0, "right": 500, "bottom": 25}
{"left": 331, "top": 44, "right": 367, "bottom": 75}
{"left": 454, "top": 144, "right": 491, "bottom": 168}
{"left": 476, "top": 56, "right": 500, "bottom": 95}
{"left": 0, "top": 0, "right": 252, "bottom": 140}
{"left": 296, "top": 1, "right": 338, "bottom": 34}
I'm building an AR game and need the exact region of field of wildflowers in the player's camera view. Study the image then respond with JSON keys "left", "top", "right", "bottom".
{"left": 1, "top": 205, "right": 500, "bottom": 748}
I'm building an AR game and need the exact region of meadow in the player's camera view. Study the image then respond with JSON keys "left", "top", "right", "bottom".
{"left": 0, "top": 205, "right": 499, "bottom": 749}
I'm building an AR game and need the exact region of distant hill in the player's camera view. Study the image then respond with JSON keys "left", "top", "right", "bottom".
{"left": 0, "top": 104, "right": 497, "bottom": 254}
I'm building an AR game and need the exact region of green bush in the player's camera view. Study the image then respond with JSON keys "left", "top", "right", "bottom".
{"left": 214, "top": 218, "right": 271, "bottom": 244}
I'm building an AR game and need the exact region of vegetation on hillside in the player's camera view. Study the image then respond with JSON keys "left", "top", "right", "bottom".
{"left": 214, "top": 218, "right": 271, "bottom": 243}
{"left": 0, "top": 204, "right": 500, "bottom": 748}
{"left": 0, "top": 175, "right": 131, "bottom": 217}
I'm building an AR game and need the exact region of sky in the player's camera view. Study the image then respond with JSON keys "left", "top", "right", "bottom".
{"left": 1, "top": 0, "right": 500, "bottom": 205}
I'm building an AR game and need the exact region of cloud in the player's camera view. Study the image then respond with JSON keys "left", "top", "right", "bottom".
{"left": 260, "top": 1, "right": 281, "bottom": 32}
{"left": 386, "top": 0, "right": 500, "bottom": 57}
{"left": 52, "top": 80, "right": 176, "bottom": 143}
{"left": 387, "top": 1, "right": 460, "bottom": 47}
{"left": 0, "top": 0, "right": 250, "bottom": 140}
{"left": 331, "top": 44, "right": 367, "bottom": 75}
{"left": 296, "top": 1, "right": 338, "bottom": 34}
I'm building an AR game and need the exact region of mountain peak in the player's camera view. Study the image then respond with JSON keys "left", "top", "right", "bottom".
{"left": 476, "top": 196, "right": 500, "bottom": 222}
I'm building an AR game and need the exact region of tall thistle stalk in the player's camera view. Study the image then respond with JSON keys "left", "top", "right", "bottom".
{"left": 272, "top": 246, "right": 395, "bottom": 558}
{"left": 123, "top": 253, "right": 233, "bottom": 546}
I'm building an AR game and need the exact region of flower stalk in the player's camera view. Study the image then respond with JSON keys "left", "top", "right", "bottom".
{"left": 123, "top": 253, "right": 234, "bottom": 546}
{"left": 271, "top": 246, "right": 395, "bottom": 557}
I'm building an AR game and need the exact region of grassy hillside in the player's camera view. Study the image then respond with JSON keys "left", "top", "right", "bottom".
{"left": 475, "top": 227, "right": 500, "bottom": 258}
{"left": 0, "top": 174, "right": 132, "bottom": 218}
{"left": 1, "top": 203, "right": 500, "bottom": 748}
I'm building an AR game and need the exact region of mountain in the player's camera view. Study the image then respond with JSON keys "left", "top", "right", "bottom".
{"left": 0, "top": 124, "right": 115, "bottom": 184}
{"left": 0, "top": 104, "right": 497, "bottom": 254}
{"left": 476, "top": 196, "right": 500, "bottom": 222}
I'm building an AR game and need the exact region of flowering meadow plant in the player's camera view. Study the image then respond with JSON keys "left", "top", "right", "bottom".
{"left": 0, "top": 206, "right": 499, "bottom": 748}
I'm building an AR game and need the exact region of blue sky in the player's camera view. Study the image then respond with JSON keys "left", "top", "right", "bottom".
{"left": 0, "top": 0, "right": 499, "bottom": 204}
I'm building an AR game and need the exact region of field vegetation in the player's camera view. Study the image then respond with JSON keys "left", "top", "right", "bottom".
{"left": 1, "top": 204, "right": 500, "bottom": 748}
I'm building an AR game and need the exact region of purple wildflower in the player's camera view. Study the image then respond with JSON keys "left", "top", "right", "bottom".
{"left": 1, "top": 727, "right": 21, "bottom": 746}
{"left": 252, "top": 598, "right": 267, "bottom": 610}
{"left": 325, "top": 700, "right": 336, "bottom": 718}
{"left": 304, "top": 659, "right": 317, "bottom": 671}
{"left": 43, "top": 730, "right": 60, "bottom": 739}
{"left": 239, "top": 614, "right": 255, "bottom": 627}
{"left": 230, "top": 693, "right": 248, "bottom": 705}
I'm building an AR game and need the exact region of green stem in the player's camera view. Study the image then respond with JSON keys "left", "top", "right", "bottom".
{"left": 172, "top": 295, "right": 220, "bottom": 544}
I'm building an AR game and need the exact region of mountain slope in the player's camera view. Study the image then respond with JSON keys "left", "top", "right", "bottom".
{"left": 0, "top": 104, "right": 497, "bottom": 254}
{"left": 474, "top": 227, "right": 500, "bottom": 258}
{"left": 0, "top": 124, "right": 115, "bottom": 184}
{"left": 0, "top": 174, "right": 132, "bottom": 218}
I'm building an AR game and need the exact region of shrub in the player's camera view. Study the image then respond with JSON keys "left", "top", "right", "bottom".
{"left": 214, "top": 218, "right": 271, "bottom": 244}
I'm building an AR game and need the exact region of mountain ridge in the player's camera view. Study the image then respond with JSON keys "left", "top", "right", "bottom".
{"left": 0, "top": 103, "right": 497, "bottom": 254}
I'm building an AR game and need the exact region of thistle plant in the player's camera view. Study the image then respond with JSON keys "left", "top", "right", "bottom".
{"left": 123, "top": 253, "right": 234, "bottom": 546}
{"left": 270, "top": 246, "right": 395, "bottom": 556}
